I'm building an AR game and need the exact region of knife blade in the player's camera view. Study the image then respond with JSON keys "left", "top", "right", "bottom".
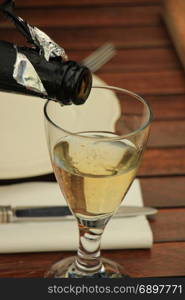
{"left": 0, "top": 205, "right": 158, "bottom": 223}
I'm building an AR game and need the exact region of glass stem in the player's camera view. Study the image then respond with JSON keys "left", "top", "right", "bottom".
{"left": 75, "top": 217, "right": 110, "bottom": 275}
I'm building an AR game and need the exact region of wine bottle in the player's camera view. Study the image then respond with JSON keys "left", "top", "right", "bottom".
{"left": 0, "top": 40, "right": 92, "bottom": 105}
{"left": 0, "top": 0, "right": 92, "bottom": 105}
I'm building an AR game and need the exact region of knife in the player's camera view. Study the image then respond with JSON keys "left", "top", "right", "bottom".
{"left": 0, "top": 205, "right": 158, "bottom": 223}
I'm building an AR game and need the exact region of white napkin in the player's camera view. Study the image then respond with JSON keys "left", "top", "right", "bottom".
{"left": 0, "top": 179, "right": 153, "bottom": 253}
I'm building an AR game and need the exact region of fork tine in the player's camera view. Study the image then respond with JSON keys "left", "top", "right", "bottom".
{"left": 84, "top": 46, "right": 115, "bottom": 65}
{"left": 85, "top": 48, "right": 116, "bottom": 72}
{"left": 81, "top": 43, "right": 116, "bottom": 72}
{"left": 81, "top": 43, "right": 115, "bottom": 64}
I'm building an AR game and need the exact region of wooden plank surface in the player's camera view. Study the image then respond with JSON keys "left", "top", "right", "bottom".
{"left": 117, "top": 119, "right": 185, "bottom": 148}
{"left": 150, "top": 208, "right": 185, "bottom": 242}
{"left": 70, "top": 48, "right": 181, "bottom": 72}
{"left": 148, "top": 120, "right": 185, "bottom": 147}
{"left": 140, "top": 176, "right": 185, "bottom": 208}
{"left": 0, "top": 242, "right": 184, "bottom": 278}
{"left": 0, "top": 26, "right": 171, "bottom": 50}
{"left": 146, "top": 94, "right": 185, "bottom": 120}
{"left": 120, "top": 94, "right": 185, "bottom": 120}
{"left": 15, "top": 0, "right": 161, "bottom": 8}
{"left": 101, "top": 70, "right": 185, "bottom": 95}
{"left": 105, "top": 242, "right": 185, "bottom": 277}
{"left": 140, "top": 148, "right": 185, "bottom": 176}
{"left": 0, "top": 6, "right": 161, "bottom": 28}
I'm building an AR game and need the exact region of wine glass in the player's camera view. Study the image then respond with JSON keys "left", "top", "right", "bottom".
{"left": 44, "top": 86, "right": 152, "bottom": 278}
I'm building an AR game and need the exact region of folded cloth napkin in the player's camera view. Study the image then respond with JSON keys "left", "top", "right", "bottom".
{"left": 0, "top": 179, "right": 153, "bottom": 253}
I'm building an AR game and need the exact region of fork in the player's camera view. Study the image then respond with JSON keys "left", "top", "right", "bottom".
{"left": 81, "top": 43, "right": 116, "bottom": 72}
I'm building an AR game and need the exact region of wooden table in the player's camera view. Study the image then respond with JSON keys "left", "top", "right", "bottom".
{"left": 0, "top": 0, "right": 185, "bottom": 278}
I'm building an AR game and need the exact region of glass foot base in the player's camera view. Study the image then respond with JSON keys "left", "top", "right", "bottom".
{"left": 45, "top": 256, "right": 127, "bottom": 278}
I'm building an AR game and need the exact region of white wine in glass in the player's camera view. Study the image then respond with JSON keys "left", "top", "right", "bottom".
{"left": 53, "top": 134, "right": 139, "bottom": 219}
{"left": 44, "top": 86, "right": 152, "bottom": 278}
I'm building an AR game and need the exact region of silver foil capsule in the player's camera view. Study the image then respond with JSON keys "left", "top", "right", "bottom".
{"left": 13, "top": 48, "right": 47, "bottom": 95}
{"left": 28, "top": 25, "right": 68, "bottom": 61}
{"left": 0, "top": 0, "right": 92, "bottom": 105}
{"left": 0, "top": 0, "right": 67, "bottom": 62}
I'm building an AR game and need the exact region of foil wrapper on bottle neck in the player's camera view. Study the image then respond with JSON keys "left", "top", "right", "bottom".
{"left": 0, "top": 40, "right": 92, "bottom": 105}
{"left": 0, "top": 0, "right": 92, "bottom": 105}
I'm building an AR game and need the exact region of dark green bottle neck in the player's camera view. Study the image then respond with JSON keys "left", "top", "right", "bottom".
{"left": 57, "top": 60, "right": 92, "bottom": 105}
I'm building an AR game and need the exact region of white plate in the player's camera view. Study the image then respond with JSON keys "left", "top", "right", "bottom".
{"left": 0, "top": 75, "right": 121, "bottom": 179}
